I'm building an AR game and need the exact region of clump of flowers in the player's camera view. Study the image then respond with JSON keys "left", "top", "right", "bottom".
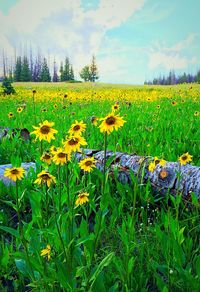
{"left": 148, "top": 157, "right": 166, "bottom": 172}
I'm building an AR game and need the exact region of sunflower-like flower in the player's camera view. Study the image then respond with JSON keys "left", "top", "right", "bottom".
{"left": 63, "top": 135, "right": 87, "bottom": 153}
{"left": 171, "top": 101, "right": 177, "bottom": 106}
{"left": 34, "top": 170, "right": 56, "bottom": 187}
{"left": 40, "top": 152, "right": 52, "bottom": 164}
{"left": 112, "top": 104, "right": 120, "bottom": 112}
{"left": 154, "top": 157, "right": 166, "bottom": 167}
{"left": 52, "top": 147, "right": 71, "bottom": 165}
{"left": 99, "top": 113, "right": 126, "bottom": 134}
{"left": 178, "top": 152, "right": 192, "bottom": 166}
{"left": 194, "top": 111, "right": 199, "bottom": 116}
{"left": 50, "top": 146, "right": 57, "bottom": 155}
{"left": 75, "top": 192, "right": 89, "bottom": 206}
{"left": 68, "top": 120, "right": 86, "bottom": 136}
{"left": 8, "top": 112, "right": 14, "bottom": 119}
{"left": 148, "top": 157, "right": 166, "bottom": 172}
{"left": 4, "top": 167, "right": 25, "bottom": 182}
{"left": 31, "top": 120, "right": 58, "bottom": 143}
{"left": 79, "top": 157, "right": 96, "bottom": 172}
{"left": 17, "top": 107, "right": 23, "bottom": 113}
{"left": 41, "top": 245, "right": 51, "bottom": 261}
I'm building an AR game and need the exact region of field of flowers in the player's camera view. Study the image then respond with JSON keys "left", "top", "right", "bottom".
{"left": 0, "top": 82, "right": 200, "bottom": 291}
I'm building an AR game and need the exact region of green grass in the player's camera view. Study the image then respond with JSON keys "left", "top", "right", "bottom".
{"left": 0, "top": 82, "right": 199, "bottom": 291}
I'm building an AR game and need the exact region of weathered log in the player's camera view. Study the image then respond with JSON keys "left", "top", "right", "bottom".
{"left": 0, "top": 150, "right": 199, "bottom": 200}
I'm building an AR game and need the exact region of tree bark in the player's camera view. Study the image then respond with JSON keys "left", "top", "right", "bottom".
{"left": 0, "top": 149, "right": 199, "bottom": 200}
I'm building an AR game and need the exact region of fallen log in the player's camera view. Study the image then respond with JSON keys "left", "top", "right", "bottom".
{"left": 0, "top": 150, "right": 199, "bottom": 200}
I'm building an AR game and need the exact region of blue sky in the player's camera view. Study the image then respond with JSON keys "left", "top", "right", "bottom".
{"left": 0, "top": 0, "right": 199, "bottom": 84}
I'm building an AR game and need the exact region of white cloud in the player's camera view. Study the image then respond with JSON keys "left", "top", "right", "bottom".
{"left": 0, "top": 0, "right": 145, "bottom": 78}
{"left": 148, "top": 34, "right": 200, "bottom": 70}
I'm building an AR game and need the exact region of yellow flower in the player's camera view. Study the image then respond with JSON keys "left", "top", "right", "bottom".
{"left": 75, "top": 192, "right": 89, "bottom": 206}
{"left": 52, "top": 147, "right": 71, "bottom": 165}
{"left": 148, "top": 162, "right": 156, "bottom": 172}
{"left": 111, "top": 104, "right": 120, "bottom": 112}
{"left": 154, "top": 157, "right": 166, "bottom": 167}
{"left": 31, "top": 120, "right": 58, "bottom": 143}
{"left": 178, "top": 152, "right": 192, "bottom": 165}
{"left": 171, "top": 101, "right": 177, "bottom": 106}
{"left": 99, "top": 113, "right": 126, "bottom": 134}
{"left": 194, "top": 111, "right": 199, "bottom": 116}
{"left": 4, "top": 167, "right": 25, "bottom": 182}
{"left": 34, "top": 170, "right": 56, "bottom": 187}
{"left": 41, "top": 245, "right": 51, "bottom": 261}
{"left": 50, "top": 146, "right": 57, "bottom": 155}
{"left": 40, "top": 152, "right": 52, "bottom": 164}
{"left": 79, "top": 157, "right": 96, "bottom": 172}
{"left": 68, "top": 120, "right": 86, "bottom": 136}
{"left": 8, "top": 112, "right": 14, "bottom": 119}
{"left": 17, "top": 107, "right": 23, "bottom": 113}
{"left": 91, "top": 116, "right": 98, "bottom": 126}
{"left": 63, "top": 135, "right": 87, "bottom": 153}
{"left": 156, "top": 105, "right": 160, "bottom": 109}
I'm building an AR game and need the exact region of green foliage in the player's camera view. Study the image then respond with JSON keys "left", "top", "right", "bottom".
{"left": 1, "top": 77, "right": 15, "bottom": 95}
{"left": 80, "top": 55, "right": 99, "bottom": 82}
{"left": 80, "top": 65, "right": 92, "bottom": 81}
{"left": 0, "top": 83, "right": 199, "bottom": 291}
{"left": 39, "top": 58, "right": 51, "bottom": 82}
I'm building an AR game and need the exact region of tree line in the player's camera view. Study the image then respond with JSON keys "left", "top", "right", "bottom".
{"left": 1, "top": 53, "right": 99, "bottom": 83}
{"left": 144, "top": 69, "right": 200, "bottom": 85}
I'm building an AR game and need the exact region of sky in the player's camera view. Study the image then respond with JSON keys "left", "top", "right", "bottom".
{"left": 0, "top": 0, "right": 200, "bottom": 84}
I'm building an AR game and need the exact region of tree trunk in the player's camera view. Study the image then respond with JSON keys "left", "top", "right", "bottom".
{"left": 0, "top": 149, "right": 199, "bottom": 200}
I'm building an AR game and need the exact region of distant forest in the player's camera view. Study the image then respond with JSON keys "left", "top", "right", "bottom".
{"left": 144, "top": 69, "right": 200, "bottom": 85}
{"left": 0, "top": 52, "right": 98, "bottom": 83}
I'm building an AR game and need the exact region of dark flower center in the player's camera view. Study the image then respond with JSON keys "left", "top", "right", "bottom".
{"left": 41, "top": 174, "right": 51, "bottom": 181}
{"left": 73, "top": 125, "right": 81, "bottom": 131}
{"left": 85, "top": 161, "right": 93, "bottom": 166}
{"left": 68, "top": 138, "right": 78, "bottom": 146}
{"left": 106, "top": 116, "right": 116, "bottom": 125}
{"left": 58, "top": 152, "right": 66, "bottom": 158}
{"left": 182, "top": 155, "right": 187, "bottom": 161}
{"left": 43, "top": 154, "right": 51, "bottom": 160}
{"left": 40, "top": 125, "right": 50, "bottom": 134}
{"left": 154, "top": 159, "right": 160, "bottom": 165}
{"left": 11, "top": 169, "right": 19, "bottom": 175}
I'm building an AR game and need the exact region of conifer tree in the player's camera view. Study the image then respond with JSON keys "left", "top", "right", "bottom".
{"left": 40, "top": 58, "right": 51, "bottom": 82}
{"left": 21, "top": 56, "right": 31, "bottom": 81}
{"left": 90, "top": 55, "right": 99, "bottom": 82}
{"left": 63, "top": 57, "right": 70, "bottom": 81}
{"left": 52, "top": 60, "right": 59, "bottom": 82}
{"left": 69, "top": 65, "right": 74, "bottom": 81}
{"left": 60, "top": 62, "right": 64, "bottom": 82}
{"left": 14, "top": 56, "right": 22, "bottom": 81}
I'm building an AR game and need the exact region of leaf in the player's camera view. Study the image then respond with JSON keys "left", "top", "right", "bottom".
{"left": 15, "top": 259, "right": 28, "bottom": 276}
{"left": 1, "top": 245, "right": 9, "bottom": 267}
{"left": 89, "top": 252, "right": 114, "bottom": 289}
{"left": 0, "top": 226, "right": 19, "bottom": 238}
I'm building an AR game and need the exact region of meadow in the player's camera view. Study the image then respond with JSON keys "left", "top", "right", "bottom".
{"left": 0, "top": 82, "right": 200, "bottom": 291}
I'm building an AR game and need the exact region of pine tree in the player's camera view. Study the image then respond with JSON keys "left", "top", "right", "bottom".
{"left": 52, "top": 60, "right": 59, "bottom": 82}
{"left": 60, "top": 62, "right": 64, "bottom": 82}
{"left": 1, "top": 77, "right": 15, "bottom": 95}
{"left": 14, "top": 56, "right": 22, "bottom": 81}
{"left": 21, "top": 56, "right": 31, "bottom": 81}
{"left": 79, "top": 66, "right": 91, "bottom": 82}
{"left": 40, "top": 58, "right": 51, "bottom": 82}
{"left": 32, "top": 58, "right": 41, "bottom": 82}
{"left": 90, "top": 55, "right": 99, "bottom": 82}
{"left": 69, "top": 65, "right": 74, "bottom": 81}
{"left": 63, "top": 57, "right": 70, "bottom": 81}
